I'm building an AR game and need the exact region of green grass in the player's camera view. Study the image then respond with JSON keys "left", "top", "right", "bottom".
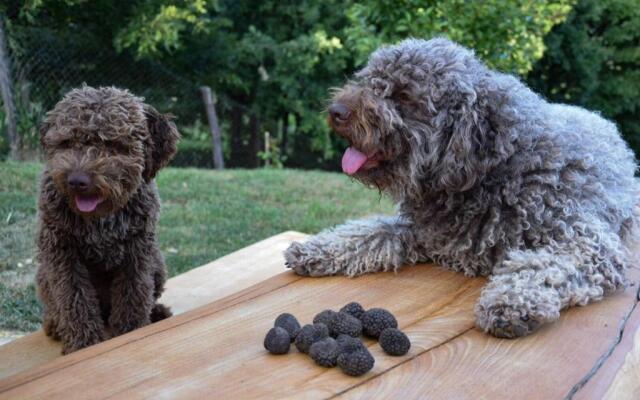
{"left": 0, "top": 161, "right": 394, "bottom": 332}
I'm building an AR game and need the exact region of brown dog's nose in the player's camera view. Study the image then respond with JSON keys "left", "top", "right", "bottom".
{"left": 329, "top": 103, "right": 350, "bottom": 123}
{"left": 67, "top": 171, "right": 90, "bottom": 191}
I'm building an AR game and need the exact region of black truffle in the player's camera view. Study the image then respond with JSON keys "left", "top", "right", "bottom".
{"left": 313, "top": 309, "right": 337, "bottom": 326}
{"left": 362, "top": 308, "right": 398, "bottom": 338}
{"left": 274, "top": 313, "right": 301, "bottom": 342}
{"left": 309, "top": 337, "right": 340, "bottom": 367}
{"left": 294, "top": 323, "right": 330, "bottom": 354}
{"left": 337, "top": 349, "right": 375, "bottom": 376}
{"left": 328, "top": 312, "right": 362, "bottom": 337}
{"left": 264, "top": 327, "right": 291, "bottom": 354}
{"left": 340, "top": 302, "right": 365, "bottom": 321}
{"left": 379, "top": 328, "right": 410, "bottom": 356}
{"left": 336, "top": 334, "right": 366, "bottom": 355}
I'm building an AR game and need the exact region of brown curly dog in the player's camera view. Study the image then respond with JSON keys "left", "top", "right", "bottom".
{"left": 36, "top": 86, "right": 179, "bottom": 354}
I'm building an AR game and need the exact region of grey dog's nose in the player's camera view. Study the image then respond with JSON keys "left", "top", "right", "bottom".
{"left": 67, "top": 171, "right": 90, "bottom": 191}
{"left": 329, "top": 103, "right": 350, "bottom": 123}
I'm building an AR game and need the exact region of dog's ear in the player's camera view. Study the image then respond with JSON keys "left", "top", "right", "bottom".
{"left": 39, "top": 120, "right": 51, "bottom": 150}
{"left": 143, "top": 104, "right": 180, "bottom": 182}
{"left": 437, "top": 106, "right": 484, "bottom": 191}
{"left": 371, "top": 77, "right": 394, "bottom": 98}
{"left": 436, "top": 79, "right": 508, "bottom": 192}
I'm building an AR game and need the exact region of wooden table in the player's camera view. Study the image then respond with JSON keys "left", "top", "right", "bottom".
{"left": 0, "top": 233, "right": 638, "bottom": 399}
{"left": 0, "top": 231, "right": 308, "bottom": 379}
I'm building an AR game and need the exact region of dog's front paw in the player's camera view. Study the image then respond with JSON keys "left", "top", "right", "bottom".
{"left": 476, "top": 273, "right": 562, "bottom": 339}
{"left": 475, "top": 290, "right": 561, "bottom": 338}
{"left": 284, "top": 241, "right": 338, "bottom": 277}
{"left": 43, "top": 316, "right": 62, "bottom": 341}
{"left": 110, "top": 314, "right": 150, "bottom": 337}
{"left": 61, "top": 327, "right": 105, "bottom": 354}
{"left": 475, "top": 304, "right": 544, "bottom": 338}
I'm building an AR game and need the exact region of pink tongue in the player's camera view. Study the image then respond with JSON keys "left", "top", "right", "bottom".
{"left": 341, "top": 147, "right": 369, "bottom": 175}
{"left": 75, "top": 195, "right": 101, "bottom": 213}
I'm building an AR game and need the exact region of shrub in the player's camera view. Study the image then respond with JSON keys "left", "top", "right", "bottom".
{"left": 171, "top": 138, "right": 214, "bottom": 169}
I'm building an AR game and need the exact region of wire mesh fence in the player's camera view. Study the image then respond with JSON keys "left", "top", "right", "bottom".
{"left": 0, "top": 24, "right": 267, "bottom": 169}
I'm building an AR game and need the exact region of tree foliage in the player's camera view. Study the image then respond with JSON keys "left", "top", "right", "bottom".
{"left": 7, "top": 0, "right": 636, "bottom": 168}
{"left": 109, "top": 0, "right": 575, "bottom": 167}
{"left": 114, "top": 0, "right": 353, "bottom": 167}
{"left": 115, "top": 0, "right": 215, "bottom": 58}
{"left": 527, "top": 0, "right": 640, "bottom": 154}
{"left": 344, "top": 0, "right": 575, "bottom": 74}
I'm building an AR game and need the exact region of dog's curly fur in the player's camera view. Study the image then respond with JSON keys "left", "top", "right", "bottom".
{"left": 36, "top": 86, "right": 179, "bottom": 354}
{"left": 285, "top": 38, "right": 639, "bottom": 338}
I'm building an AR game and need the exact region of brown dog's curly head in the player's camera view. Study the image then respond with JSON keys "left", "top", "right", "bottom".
{"left": 40, "top": 86, "right": 180, "bottom": 217}
{"left": 328, "top": 38, "right": 511, "bottom": 197}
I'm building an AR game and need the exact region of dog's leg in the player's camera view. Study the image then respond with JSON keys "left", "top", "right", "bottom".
{"left": 151, "top": 250, "right": 168, "bottom": 302}
{"left": 36, "top": 272, "right": 62, "bottom": 341}
{"left": 285, "top": 215, "right": 425, "bottom": 277}
{"left": 475, "top": 226, "right": 627, "bottom": 338}
{"left": 108, "top": 247, "right": 155, "bottom": 336}
{"left": 36, "top": 256, "right": 106, "bottom": 353}
{"left": 150, "top": 247, "right": 172, "bottom": 322}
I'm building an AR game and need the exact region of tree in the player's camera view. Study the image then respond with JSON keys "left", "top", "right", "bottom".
{"left": 0, "top": 17, "right": 20, "bottom": 160}
{"left": 527, "top": 0, "right": 640, "bottom": 156}
{"left": 4, "top": 0, "right": 580, "bottom": 169}
{"left": 2, "top": 0, "right": 208, "bottom": 153}
{"left": 117, "top": 0, "right": 352, "bottom": 168}
{"left": 343, "top": 0, "right": 575, "bottom": 75}
{"left": 116, "top": 0, "right": 576, "bottom": 168}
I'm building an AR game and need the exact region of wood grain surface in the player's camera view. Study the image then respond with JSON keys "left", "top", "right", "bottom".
{"left": 0, "top": 231, "right": 308, "bottom": 380}
{"left": 1, "top": 259, "right": 638, "bottom": 399}
{"left": 339, "top": 268, "right": 640, "bottom": 400}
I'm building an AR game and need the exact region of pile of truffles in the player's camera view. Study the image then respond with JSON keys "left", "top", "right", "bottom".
{"left": 263, "top": 302, "right": 411, "bottom": 377}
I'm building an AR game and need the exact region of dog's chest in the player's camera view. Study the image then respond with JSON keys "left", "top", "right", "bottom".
{"left": 74, "top": 214, "right": 145, "bottom": 271}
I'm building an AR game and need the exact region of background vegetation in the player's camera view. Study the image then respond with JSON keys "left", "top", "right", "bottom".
{"left": 2, "top": 0, "right": 636, "bottom": 168}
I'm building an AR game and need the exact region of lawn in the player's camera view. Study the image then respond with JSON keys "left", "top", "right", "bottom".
{"left": 0, "top": 161, "right": 395, "bottom": 332}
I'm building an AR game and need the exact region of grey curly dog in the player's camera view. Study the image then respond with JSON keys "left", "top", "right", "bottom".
{"left": 285, "top": 38, "right": 639, "bottom": 338}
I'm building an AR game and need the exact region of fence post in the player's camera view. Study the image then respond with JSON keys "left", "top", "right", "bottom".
{"left": 264, "top": 130, "right": 270, "bottom": 167}
{"left": 199, "top": 86, "right": 224, "bottom": 170}
{"left": 0, "top": 18, "right": 21, "bottom": 161}
{"left": 249, "top": 114, "right": 261, "bottom": 168}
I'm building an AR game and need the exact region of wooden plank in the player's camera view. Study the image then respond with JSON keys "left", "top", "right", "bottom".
{"left": 338, "top": 267, "right": 640, "bottom": 400}
{"left": 160, "top": 230, "right": 308, "bottom": 315}
{"left": 2, "top": 259, "right": 638, "bottom": 400}
{"left": 0, "top": 334, "right": 61, "bottom": 378}
{"left": 0, "top": 231, "right": 307, "bottom": 380}
{"left": 590, "top": 276, "right": 640, "bottom": 400}
{"left": 603, "top": 320, "right": 640, "bottom": 400}
{"left": 0, "top": 265, "right": 485, "bottom": 399}
{"left": 1, "top": 237, "right": 637, "bottom": 398}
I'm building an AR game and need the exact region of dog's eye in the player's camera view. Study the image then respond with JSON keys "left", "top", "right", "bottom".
{"left": 58, "top": 139, "right": 72, "bottom": 149}
{"left": 106, "top": 140, "right": 130, "bottom": 153}
{"left": 396, "top": 92, "right": 411, "bottom": 103}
